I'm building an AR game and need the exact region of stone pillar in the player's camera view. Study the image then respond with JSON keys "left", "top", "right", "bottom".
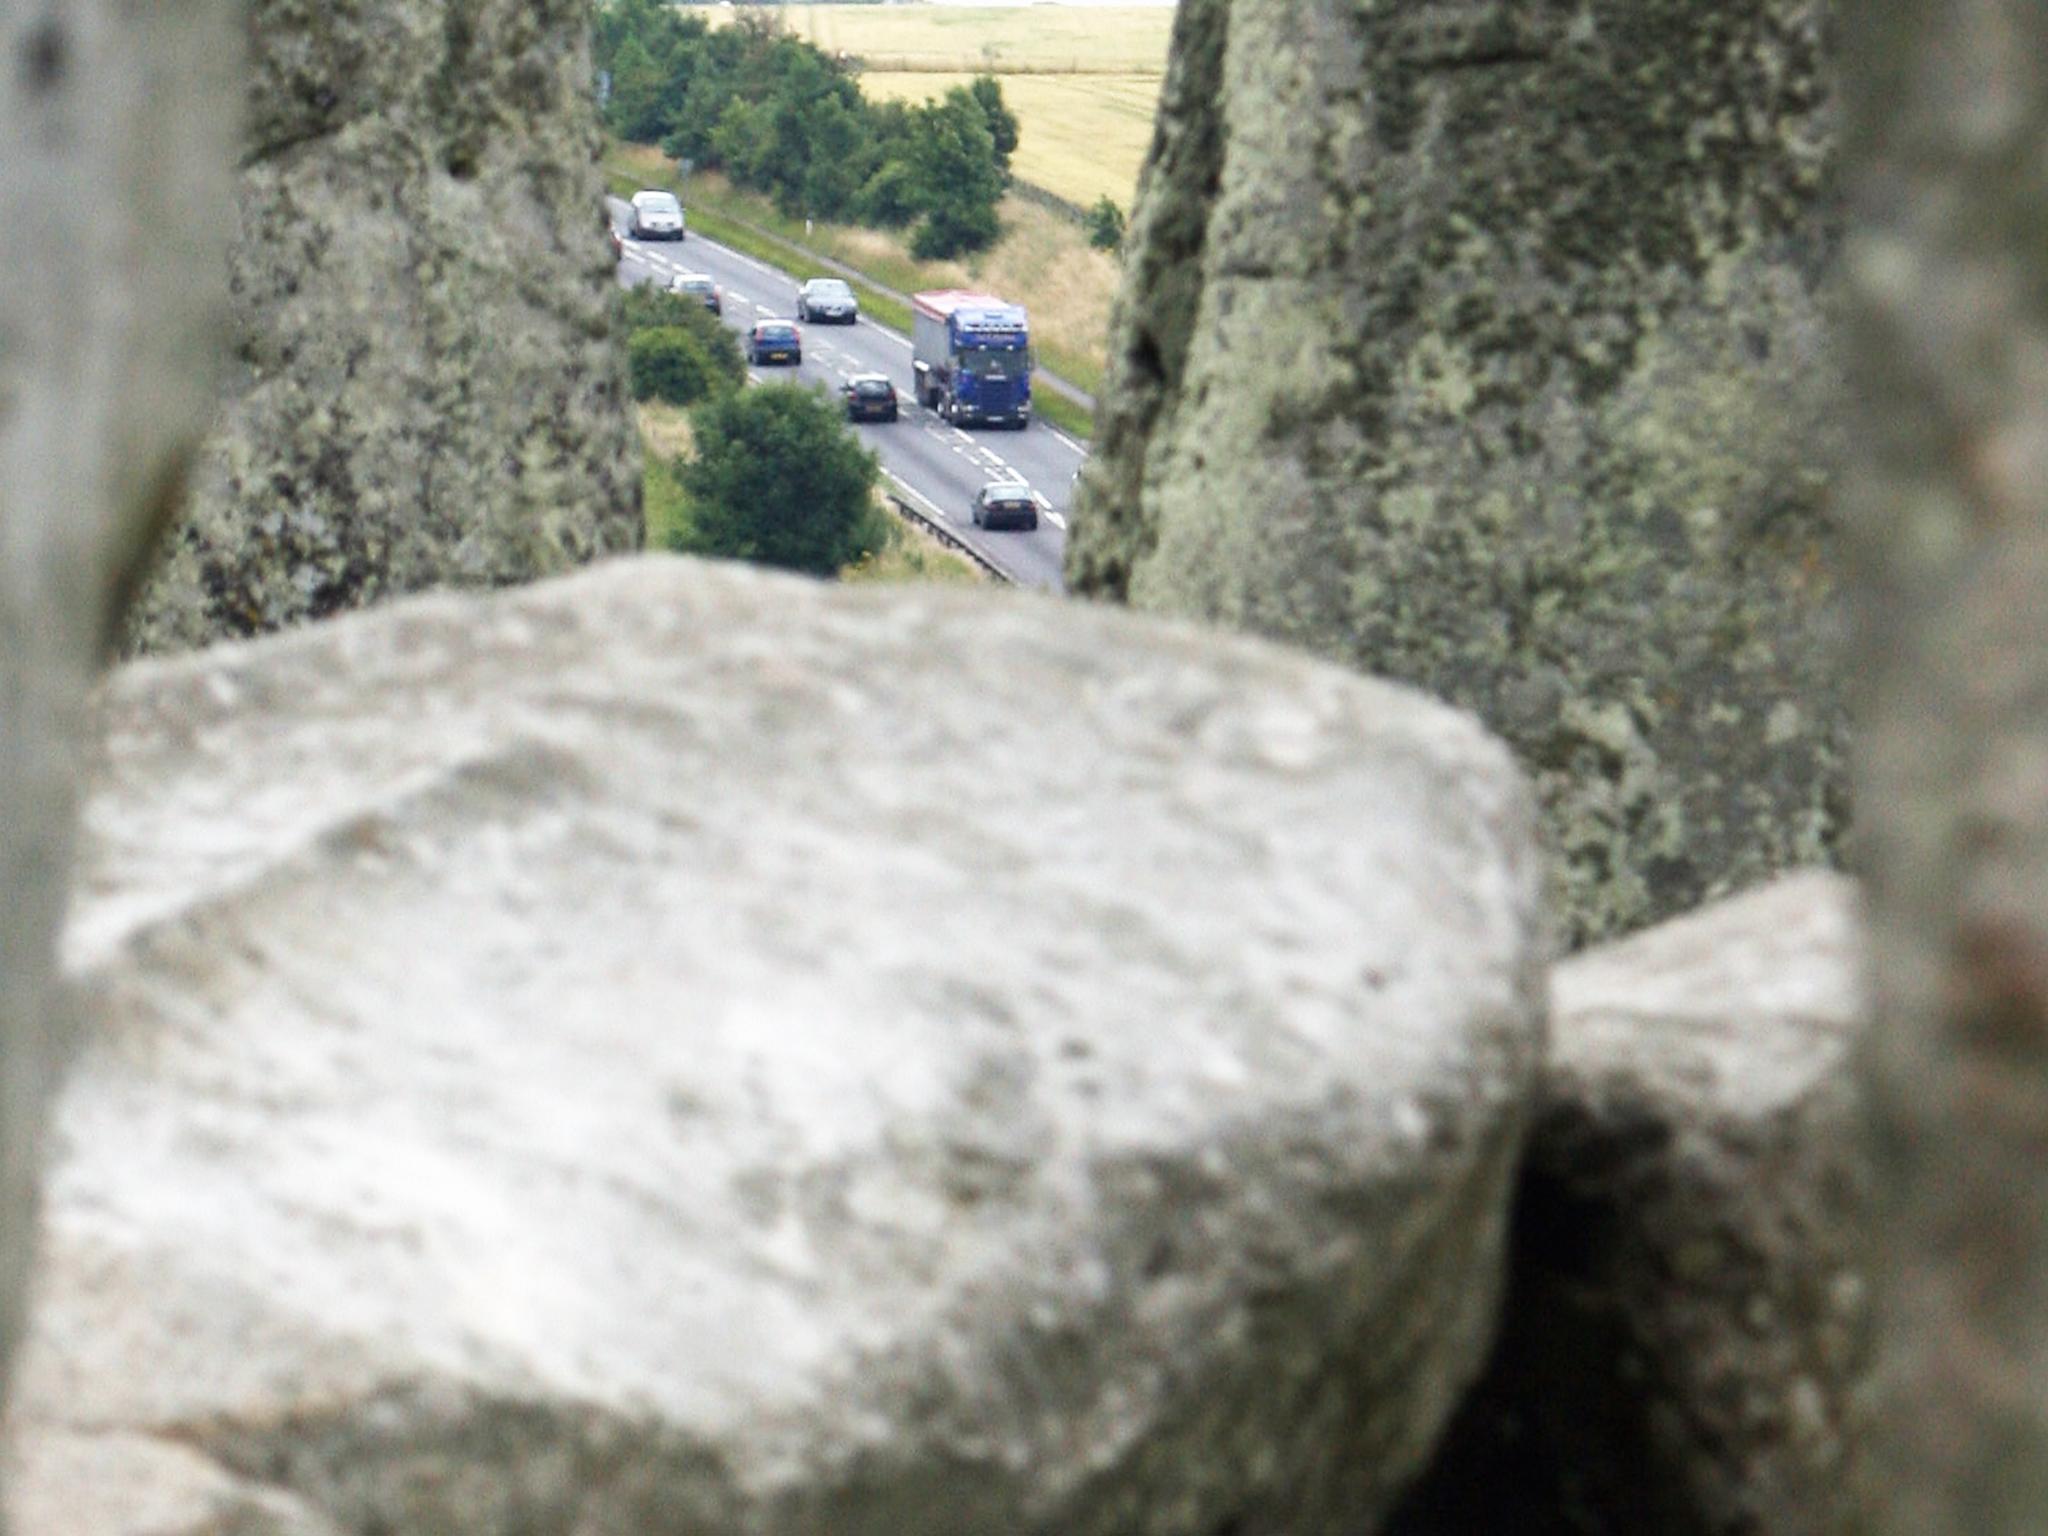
{"left": 0, "top": 0, "right": 240, "bottom": 1418}
{"left": 1070, "top": 0, "right": 1844, "bottom": 948}
{"left": 122, "top": 0, "right": 643, "bottom": 655}
{"left": 1843, "top": 1, "right": 2048, "bottom": 1530}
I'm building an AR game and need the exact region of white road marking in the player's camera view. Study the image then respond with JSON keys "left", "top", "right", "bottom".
{"left": 1045, "top": 509, "right": 1068, "bottom": 531}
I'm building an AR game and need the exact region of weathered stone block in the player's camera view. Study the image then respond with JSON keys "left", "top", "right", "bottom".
{"left": 12, "top": 558, "right": 1544, "bottom": 1535}
{"left": 1391, "top": 871, "right": 1870, "bottom": 1535}
{"left": 125, "top": 0, "right": 641, "bottom": 655}
{"left": 1071, "top": 0, "right": 1845, "bottom": 946}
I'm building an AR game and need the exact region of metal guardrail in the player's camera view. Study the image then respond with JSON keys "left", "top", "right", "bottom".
{"left": 881, "top": 483, "right": 1017, "bottom": 586}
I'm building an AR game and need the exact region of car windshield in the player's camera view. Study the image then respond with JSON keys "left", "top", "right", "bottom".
{"left": 809, "top": 281, "right": 852, "bottom": 300}
{"left": 960, "top": 345, "right": 1029, "bottom": 377}
{"left": 638, "top": 194, "right": 680, "bottom": 215}
{"left": 678, "top": 279, "right": 712, "bottom": 293}
{"left": 758, "top": 324, "right": 796, "bottom": 339}
{"left": 988, "top": 488, "right": 1032, "bottom": 508}
{"left": 854, "top": 380, "right": 892, "bottom": 397}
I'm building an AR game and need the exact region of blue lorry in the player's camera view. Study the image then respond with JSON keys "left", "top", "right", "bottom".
{"left": 910, "top": 290, "right": 1032, "bottom": 429}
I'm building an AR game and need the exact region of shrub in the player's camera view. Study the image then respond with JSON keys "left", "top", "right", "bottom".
{"left": 629, "top": 327, "right": 728, "bottom": 406}
{"left": 1085, "top": 195, "right": 1126, "bottom": 253}
{"left": 679, "top": 385, "right": 883, "bottom": 575}
{"left": 615, "top": 287, "right": 746, "bottom": 396}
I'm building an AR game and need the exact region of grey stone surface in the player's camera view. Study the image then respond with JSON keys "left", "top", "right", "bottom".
{"left": 125, "top": 0, "right": 642, "bottom": 656}
{"left": 1069, "top": 0, "right": 1846, "bottom": 947}
{"left": 1841, "top": 1, "right": 2048, "bottom": 1529}
{"left": 0, "top": 0, "right": 240, "bottom": 1428}
{"left": 1389, "top": 870, "right": 1870, "bottom": 1534}
{"left": 10, "top": 558, "right": 1545, "bottom": 1536}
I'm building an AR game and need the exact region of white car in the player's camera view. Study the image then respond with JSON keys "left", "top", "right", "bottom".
{"left": 629, "top": 189, "right": 686, "bottom": 241}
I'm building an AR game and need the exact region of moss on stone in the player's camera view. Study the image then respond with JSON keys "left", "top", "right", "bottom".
{"left": 1070, "top": 0, "right": 1844, "bottom": 946}
{"left": 127, "top": 0, "right": 641, "bottom": 655}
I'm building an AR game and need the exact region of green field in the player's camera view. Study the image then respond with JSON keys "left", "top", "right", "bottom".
{"left": 684, "top": 4, "right": 1171, "bottom": 212}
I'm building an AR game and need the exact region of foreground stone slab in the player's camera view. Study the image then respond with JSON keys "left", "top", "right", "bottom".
{"left": 1391, "top": 871, "right": 1869, "bottom": 1534}
{"left": 10, "top": 558, "right": 1544, "bottom": 1535}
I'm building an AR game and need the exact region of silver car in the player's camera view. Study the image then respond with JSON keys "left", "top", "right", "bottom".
{"left": 629, "top": 189, "right": 686, "bottom": 241}
{"left": 796, "top": 277, "right": 858, "bottom": 324}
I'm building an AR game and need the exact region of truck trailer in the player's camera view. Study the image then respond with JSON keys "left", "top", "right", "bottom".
{"left": 910, "top": 290, "right": 1032, "bottom": 429}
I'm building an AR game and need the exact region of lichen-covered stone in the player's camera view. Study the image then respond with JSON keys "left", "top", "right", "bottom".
{"left": 1389, "top": 871, "right": 1870, "bottom": 1535}
{"left": 124, "top": 0, "right": 641, "bottom": 655}
{"left": 1070, "top": 0, "right": 1845, "bottom": 946}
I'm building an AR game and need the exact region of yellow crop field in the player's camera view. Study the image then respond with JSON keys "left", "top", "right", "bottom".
{"left": 682, "top": 5, "right": 1172, "bottom": 210}
{"left": 759, "top": 5, "right": 1175, "bottom": 75}
{"left": 858, "top": 70, "right": 1158, "bottom": 208}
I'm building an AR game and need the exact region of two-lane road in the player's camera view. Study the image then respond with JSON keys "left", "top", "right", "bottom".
{"left": 609, "top": 200, "right": 1085, "bottom": 590}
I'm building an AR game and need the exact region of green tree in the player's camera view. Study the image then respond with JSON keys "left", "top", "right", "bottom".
{"left": 967, "top": 74, "right": 1020, "bottom": 175}
{"left": 797, "top": 95, "right": 869, "bottom": 221}
{"left": 908, "top": 89, "right": 1004, "bottom": 259}
{"left": 606, "top": 33, "right": 669, "bottom": 143}
{"left": 614, "top": 287, "right": 746, "bottom": 396}
{"left": 1085, "top": 195, "right": 1126, "bottom": 252}
{"left": 855, "top": 158, "right": 920, "bottom": 229}
{"left": 711, "top": 97, "right": 777, "bottom": 189}
{"left": 629, "top": 327, "right": 730, "bottom": 406}
{"left": 679, "top": 386, "right": 883, "bottom": 575}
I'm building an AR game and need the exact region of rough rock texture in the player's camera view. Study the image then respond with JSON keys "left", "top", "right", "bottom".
{"left": 124, "top": 0, "right": 641, "bottom": 655}
{"left": 1389, "top": 871, "right": 1869, "bottom": 1535}
{"left": 1069, "top": 0, "right": 1845, "bottom": 947}
{"left": 1841, "top": 1, "right": 2048, "bottom": 1529}
{"left": 10, "top": 559, "right": 1545, "bottom": 1535}
{"left": 0, "top": 0, "right": 240, "bottom": 1420}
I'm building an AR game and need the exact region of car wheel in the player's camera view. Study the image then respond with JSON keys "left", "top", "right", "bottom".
{"left": 792, "top": 352, "right": 802, "bottom": 366}
{"left": 971, "top": 503, "right": 982, "bottom": 527}
{"left": 1026, "top": 513, "right": 1040, "bottom": 531}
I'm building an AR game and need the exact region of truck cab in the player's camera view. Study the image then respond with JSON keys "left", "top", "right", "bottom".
{"left": 910, "top": 290, "right": 1032, "bottom": 429}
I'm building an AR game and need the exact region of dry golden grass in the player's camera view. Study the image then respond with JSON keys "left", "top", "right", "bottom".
{"left": 858, "top": 70, "right": 1157, "bottom": 208}
{"left": 705, "top": 5, "right": 1175, "bottom": 74}
{"left": 843, "top": 496, "right": 986, "bottom": 585}
{"left": 636, "top": 402, "right": 696, "bottom": 463}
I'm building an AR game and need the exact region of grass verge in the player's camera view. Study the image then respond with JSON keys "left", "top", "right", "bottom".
{"left": 844, "top": 497, "right": 986, "bottom": 585}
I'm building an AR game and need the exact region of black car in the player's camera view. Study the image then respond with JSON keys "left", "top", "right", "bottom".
{"left": 841, "top": 374, "right": 899, "bottom": 423}
{"left": 748, "top": 321, "right": 802, "bottom": 366}
{"left": 971, "top": 481, "right": 1039, "bottom": 532}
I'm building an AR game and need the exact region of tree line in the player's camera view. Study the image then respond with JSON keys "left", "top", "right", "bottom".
{"left": 595, "top": 0, "right": 1019, "bottom": 260}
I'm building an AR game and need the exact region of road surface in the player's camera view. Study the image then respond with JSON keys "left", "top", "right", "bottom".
{"left": 610, "top": 200, "right": 1086, "bottom": 590}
